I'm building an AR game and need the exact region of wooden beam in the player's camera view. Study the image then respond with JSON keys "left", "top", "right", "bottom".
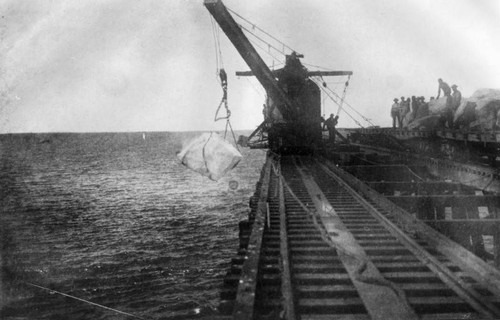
{"left": 235, "top": 70, "right": 354, "bottom": 77}
{"left": 494, "top": 206, "right": 500, "bottom": 268}
{"left": 422, "top": 220, "right": 500, "bottom": 235}
{"left": 387, "top": 195, "right": 500, "bottom": 209}
{"left": 306, "top": 70, "right": 353, "bottom": 77}
{"left": 342, "top": 165, "right": 430, "bottom": 182}
{"left": 232, "top": 153, "right": 273, "bottom": 320}
{"left": 321, "top": 157, "right": 500, "bottom": 300}
{"left": 320, "top": 158, "right": 500, "bottom": 317}
{"left": 367, "top": 181, "right": 477, "bottom": 196}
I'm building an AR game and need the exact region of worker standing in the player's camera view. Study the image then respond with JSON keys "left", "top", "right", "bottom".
{"left": 437, "top": 79, "right": 453, "bottom": 128}
{"left": 410, "top": 96, "right": 418, "bottom": 123}
{"left": 398, "top": 97, "right": 409, "bottom": 129}
{"left": 391, "top": 98, "right": 400, "bottom": 128}
{"left": 451, "top": 84, "right": 462, "bottom": 111}
{"left": 399, "top": 97, "right": 409, "bottom": 128}
{"left": 437, "top": 78, "right": 451, "bottom": 99}
{"left": 324, "top": 113, "right": 339, "bottom": 143}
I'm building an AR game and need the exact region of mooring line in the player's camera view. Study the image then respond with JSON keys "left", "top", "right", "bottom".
{"left": 24, "top": 282, "right": 150, "bottom": 320}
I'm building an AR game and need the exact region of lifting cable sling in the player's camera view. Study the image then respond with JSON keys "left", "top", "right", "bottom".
{"left": 210, "top": 15, "right": 239, "bottom": 150}
{"left": 214, "top": 68, "right": 237, "bottom": 143}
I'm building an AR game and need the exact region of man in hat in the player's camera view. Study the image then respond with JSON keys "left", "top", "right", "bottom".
{"left": 391, "top": 98, "right": 400, "bottom": 128}
{"left": 437, "top": 78, "right": 451, "bottom": 99}
{"left": 437, "top": 79, "right": 453, "bottom": 128}
{"left": 399, "top": 97, "right": 410, "bottom": 128}
{"left": 324, "top": 113, "right": 339, "bottom": 143}
{"left": 451, "top": 84, "right": 462, "bottom": 111}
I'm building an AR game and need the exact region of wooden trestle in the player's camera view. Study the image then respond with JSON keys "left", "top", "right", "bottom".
{"left": 214, "top": 150, "right": 500, "bottom": 320}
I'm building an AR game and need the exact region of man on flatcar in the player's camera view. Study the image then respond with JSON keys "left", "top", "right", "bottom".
{"left": 399, "top": 97, "right": 409, "bottom": 128}
{"left": 391, "top": 98, "right": 400, "bottom": 128}
{"left": 451, "top": 84, "right": 462, "bottom": 111}
{"left": 403, "top": 97, "right": 411, "bottom": 127}
{"left": 408, "top": 96, "right": 418, "bottom": 123}
{"left": 437, "top": 78, "right": 451, "bottom": 99}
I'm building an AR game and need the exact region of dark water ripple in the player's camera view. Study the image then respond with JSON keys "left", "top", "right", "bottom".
{"left": 0, "top": 132, "right": 266, "bottom": 319}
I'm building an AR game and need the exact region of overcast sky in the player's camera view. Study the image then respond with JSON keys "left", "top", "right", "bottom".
{"left": 1, "top": 0, "right": 499, "bottom": 133}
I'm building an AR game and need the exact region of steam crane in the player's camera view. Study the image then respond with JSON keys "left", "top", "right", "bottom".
{"left": 204, "top": 0, "right": 352, "bottom": 153}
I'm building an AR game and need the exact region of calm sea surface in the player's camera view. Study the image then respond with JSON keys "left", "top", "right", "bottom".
{"left": 0, "top": 132, "right": 266, "bottom": 319}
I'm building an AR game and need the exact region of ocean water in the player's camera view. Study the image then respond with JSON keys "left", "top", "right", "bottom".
{"left": 0, "top": 132, "right": 266, "bottom": 319}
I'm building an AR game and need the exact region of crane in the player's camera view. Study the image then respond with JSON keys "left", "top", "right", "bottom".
{"left": 204, "top": 0, "right": 352, "bottom": 152}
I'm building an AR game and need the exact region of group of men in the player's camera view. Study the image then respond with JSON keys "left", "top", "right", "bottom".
{"left": 391, "top": 96, "right": 431, "bottom": 128}
{"left": 391, "top": 78, "right": 462, "bottom": 129}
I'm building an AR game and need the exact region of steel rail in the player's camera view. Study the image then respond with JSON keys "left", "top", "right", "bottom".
{"left": 292, "top": 157, "right": 419, "bottom": 320}
{"left": 276, "top": 161, "right": 297, "bottom": 320}
{"left": 316, "top": 157, "right": 500, "bottom": 319}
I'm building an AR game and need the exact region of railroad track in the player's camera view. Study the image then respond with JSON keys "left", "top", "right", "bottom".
{"left": 218, "top": 154, "right": 500, "bottom": 320}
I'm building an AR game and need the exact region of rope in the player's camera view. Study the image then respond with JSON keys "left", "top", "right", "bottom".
{"left": 244, "top": 35, "right": 285, "bottom": 65}
{"left": 323, "top": 80, "right": 373, "bottom": 126}
{"left": 239, "top": 24, "right": 286, "bottom": 57}
{"left": 224, "top": 6, "right": 295, "bottom": 65}
{"left": 336, "top": 75, "right": 350, "bottom": 116}
{"left": 243, "top": 77, "right": 266, "bottom": 97}
{"left": 225, "top": 118, "right": 240, "bottom": 151}
{"left": 312, "top": 77, "right": 364, "bottom": 128}
{"left": 302, "top": 62, "right": 338, "bottom": 71}
{"left": 405, "top": 165, "right": 425, "bottom": 182}
{"left": 202, "top": 132, "right": 214, "bottom": 173}
{"left": 210, "top": 16, "right": 224, "bottom": 72}
{"left": 24, "top": 282, "right": 150, "bottom": 319}
{"left": 239, "top": 24, "right": 285, "bottom": 64}
{"left": 214, "top": 69, "right": 229, "bottom": 122}
{"left": 209, "top": 21, "right": 239, "bottom": 149}
{"left": 314, "top": 76, "right": 375, "bottom": 128}
{"left": 212, "top": 69, "right": 239, "bottom": 150}
{"left": 226, "top": 6, "right": 299, "bottom": 56}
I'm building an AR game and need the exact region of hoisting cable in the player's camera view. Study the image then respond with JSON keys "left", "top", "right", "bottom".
{"left": 226, "top": 6, "right": 300, "bottom": 56}
{"left": 209, "top": 16, "right": 224, "bottom": 75}
{"left": 243, "top": 76, "right": 266, "bottom": 97}
{"left": 335, "top": 75, "right": 350, "bottom": 116}
{"left": 213, "top": 69, "right": 238, "bottom": 150}
{"left": 211, "top": 13, "right": 239, "bottom": 148}
{"left": 312, "top": 77, "right": 364, "bottom": 128}
{"left": 214, "top": 69, "right": 229, "bottom": 122}
{"left": 226, "top": 5, "right": 300, "bottom": 66}
{"left": 238, "top": 24, "right": 286, "bottom": 64}
{"left": 24, "top": 282, "right": 150, "bottom": 320}
{"left": 210, "top": 21, "right": 240, "bottom": 151}
{"left": 318, "top": 76, "right": 375, "bottom": 127}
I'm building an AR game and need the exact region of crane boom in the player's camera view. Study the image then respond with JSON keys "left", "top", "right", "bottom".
{"left": 204, "top": 0, "right": 295, "bottom": 119}
{"left": 236, "top": 70, "right": 353, "bottom": 77}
